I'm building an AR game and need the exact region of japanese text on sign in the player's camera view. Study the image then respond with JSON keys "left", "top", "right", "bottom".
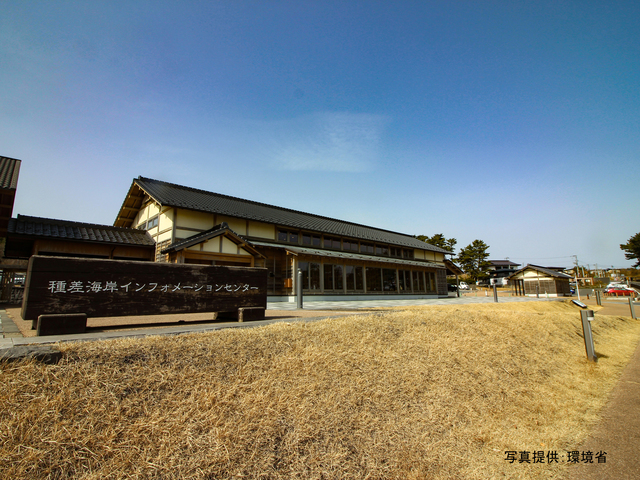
{"left": 47, "top": 280, "right": 260, "bottom": 294}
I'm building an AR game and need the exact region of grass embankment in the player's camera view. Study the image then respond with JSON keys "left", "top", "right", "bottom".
{"left": 1, "top": 301, "right": 639, "bottom": 479}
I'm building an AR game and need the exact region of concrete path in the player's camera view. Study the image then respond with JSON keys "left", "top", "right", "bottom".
{"left": 564, "top": 296, "right": 640, "bottom": 479}
{"left": 1, "top": 295, "right": 564, "bottom": 348}
{"left": 566, "top": 337, "right": 640, "bottom": 479}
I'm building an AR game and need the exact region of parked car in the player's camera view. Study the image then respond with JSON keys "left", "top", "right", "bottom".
{"left": 604, "top": 286, "right": 635, "bottom": 296}
{"left": 447, "top": 284, "right": 458, "bottom": 292}
{"left": 459, "top": 282, "right": 469, "bottom": 290}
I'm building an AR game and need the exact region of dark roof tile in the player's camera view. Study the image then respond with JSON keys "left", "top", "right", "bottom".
{"left": 0, "top": 156, "right": 21, "bottom": 190}
{"left": 134, "top": 176, "right": 452, "bottom": 253}
{"left": 8, "top": 215, "right": 155, "bottom": 247}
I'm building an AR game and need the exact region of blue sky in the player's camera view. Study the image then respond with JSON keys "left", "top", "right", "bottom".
{"left": 1, "top": 1, "right": 638, "bottom": 269}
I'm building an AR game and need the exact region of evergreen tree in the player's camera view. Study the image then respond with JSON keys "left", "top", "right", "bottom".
{"left": 620, "top": 232, "right": 640, "bottom": 267}
{"left": 416, "top": 234, "right": 457, "bottom": 253}
{"left": 457, "top": 240, "right": 491, "bottom": 281}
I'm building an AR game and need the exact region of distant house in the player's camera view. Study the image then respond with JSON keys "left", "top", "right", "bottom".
{"left": 113, "top": 176, "right": 454, "bottom": 300}
{"left": 508, "top": 264, "right": 572, "bottom": 297}
{"left": 487, "top": 259, "right": 520, "bottom": 286}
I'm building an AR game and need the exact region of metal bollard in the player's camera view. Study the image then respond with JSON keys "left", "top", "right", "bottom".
{"left": 296, "top": 269, "right": 303, "bottom": 309}
{"left": 630, "top": 297, "right": 637, "bottom": 319}
{"left": 580, "top": 310, "right": 597, "bottom": 362}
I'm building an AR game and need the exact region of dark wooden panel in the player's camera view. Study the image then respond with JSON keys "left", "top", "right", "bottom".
{"left": 22, "top": 256, "right": 267, "bottom": 320}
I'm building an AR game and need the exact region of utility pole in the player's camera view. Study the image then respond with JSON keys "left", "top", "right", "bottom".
{"left": 572, "top": 255, "right": 581, "bottom": 301}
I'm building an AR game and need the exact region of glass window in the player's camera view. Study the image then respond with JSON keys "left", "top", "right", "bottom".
{"left": 403, "top": 249, "right": 414, "bottom": 259}
{"left": 366, "top": 267, "right": 382, "bottom": 292}
{"left": 361, "top": 243, "right": 374, "bottom": 254}
{"left": 289, "top": 232, "right": 299, "bottom": 244}
{"left": 300, "top": 262, "right": 321, "bottom": 290}
{"left": 344, "top": 240, "right": 358, "bottom": 252}
{"left": 399, "top": 270, "right": 410, "bottom": 291}
{"left": 312, "top": 235, "right": 321, "bottom": 247}
{"left": 324, "top": 264, "right": 334, "bottom": 290}
{"left": 376, "top": 245, "right": 389, "bottom": 256}
{"left": 334, "top": 265, "right": 344, "bottom": 290}
{"left": 355, "top": 266, "right": 364, "bottom": 290}
{"left": 390, "top": 247, "right": 402, "bottom": 258}
{"left": 427, "top": 272, "right": 436, "bottom": 292}
{"left": 347, "top": 265, "right": 364, "bottom": 291}
{"left": 310, "top": 263, "right": 321, "bottom": 290}
{"left": 383, "top": 268, "right": 397, "bottom": 292}
{"left": 302, "top": 233, "right": 311, "bottom": 245}
{"left": 300, "top": 261, "right": 309, "bottom": 289}
{"left": 147, "top": 216, "right": 158, "bottom": 229}
{"left": 413, "top": 271, "right": 424, "bottom": 292}
{"left": 278, "top": 230, "right": 288, "bottom": 242}
{"left": 346, "top": 265, "right": 355, "bottom": 291}
{"left": 324, "top": 237, "right": 340, "bottom": 250}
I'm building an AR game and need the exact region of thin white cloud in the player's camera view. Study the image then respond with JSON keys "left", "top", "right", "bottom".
{"left": 269, "top": 112, "right": 387, "bottom": 172}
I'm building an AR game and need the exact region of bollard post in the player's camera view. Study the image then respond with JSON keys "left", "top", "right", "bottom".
{"left": 296, "top": 269, "right": 303, "bottom": 309}
{"left": 493, "top": 284, "right": 498, "bottom": 303}
{"left": 580, "top": 310, "right": 597, "bottom": 362}
{"left": 630, "top": 297, "right": 637, "bottom": 319}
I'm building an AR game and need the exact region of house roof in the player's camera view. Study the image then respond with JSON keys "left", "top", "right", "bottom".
{"left": 116, "top": 176, "right": 453, "bottom": 254}
{"left": 8, "top": 215, "right": 155, "bottom": 246}
{"left": 508, "top": 264, "right": 572, "bottom": 280}
{"left": 0, "top": 156, "right": 21, "bottom": 190}
{"left": 161, "top": 222, "right": 264, "bottom": 258}
{"left": 489, "top": 259, "right": 520, "bottom": 267}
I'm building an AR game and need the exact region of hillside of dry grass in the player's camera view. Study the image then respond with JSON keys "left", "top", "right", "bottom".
{"left": 1, "top": 301, "right": 639, "bottom": 479}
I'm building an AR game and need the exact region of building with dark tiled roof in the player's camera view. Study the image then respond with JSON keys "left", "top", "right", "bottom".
{"left": 508, "top": 264, "right": 573, "bottom": 297}
{"left": 5, "top": 215, "right": 155, "bottom": 263}
{"left": 487, "top": 259, "right": 521, "bottom": 286}
{"left": 115, "top": 176, "right": 454, "bottom": 299}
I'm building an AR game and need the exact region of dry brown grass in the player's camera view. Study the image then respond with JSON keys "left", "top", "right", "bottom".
{"left": 1, "top": 301, "right": 639, "bottom": 479}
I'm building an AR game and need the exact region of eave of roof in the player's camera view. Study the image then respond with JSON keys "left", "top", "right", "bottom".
{"left": 444, "top": 259, "right": 464, "bottom": 275}
{"left": 126, "top": 176, "right": 453, "bottom": 254}
{"left": 9, "top": 215, "right": 155, "bottom": 247}
{"left": 251, "top": 241, "right": 445, "bottom": 269}
{"left": 508, "top": 264, "right": 572, "bottom": 279}
{"left": 0, "top": 156, "right": 21, "bottom": 190}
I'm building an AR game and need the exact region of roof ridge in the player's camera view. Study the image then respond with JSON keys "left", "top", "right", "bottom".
{"left": 136, "top": 176, "right": 444, "bottom": 246}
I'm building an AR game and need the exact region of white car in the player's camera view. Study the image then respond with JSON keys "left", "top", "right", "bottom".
{"left": 458, "top": 282, "right": 469, "bottom": 290}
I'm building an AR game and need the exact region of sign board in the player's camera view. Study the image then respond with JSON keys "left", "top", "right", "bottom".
{"left": 22, "top": 256, "right": 267, "bottom": 321}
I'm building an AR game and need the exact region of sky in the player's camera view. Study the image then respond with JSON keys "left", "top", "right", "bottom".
{"left": 1, "top": 0, "right": 639, "bottom": 269}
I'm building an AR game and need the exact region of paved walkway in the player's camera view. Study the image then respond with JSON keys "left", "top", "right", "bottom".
{"left": 564, "top": 296, "right": 640, "bottom": 479}
{"left": 266, "top": 294, "right": 562, "bottom": 310}
{"left": 567, "top": 335, "right": 640, "bottom": 479}
{"left": 0, "top": 295, "right": 563, "bottom": 348}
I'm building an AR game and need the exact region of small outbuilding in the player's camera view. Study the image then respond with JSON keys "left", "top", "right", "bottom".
{"left": 508, "top": 264, "right": 573, "bottom": 297}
